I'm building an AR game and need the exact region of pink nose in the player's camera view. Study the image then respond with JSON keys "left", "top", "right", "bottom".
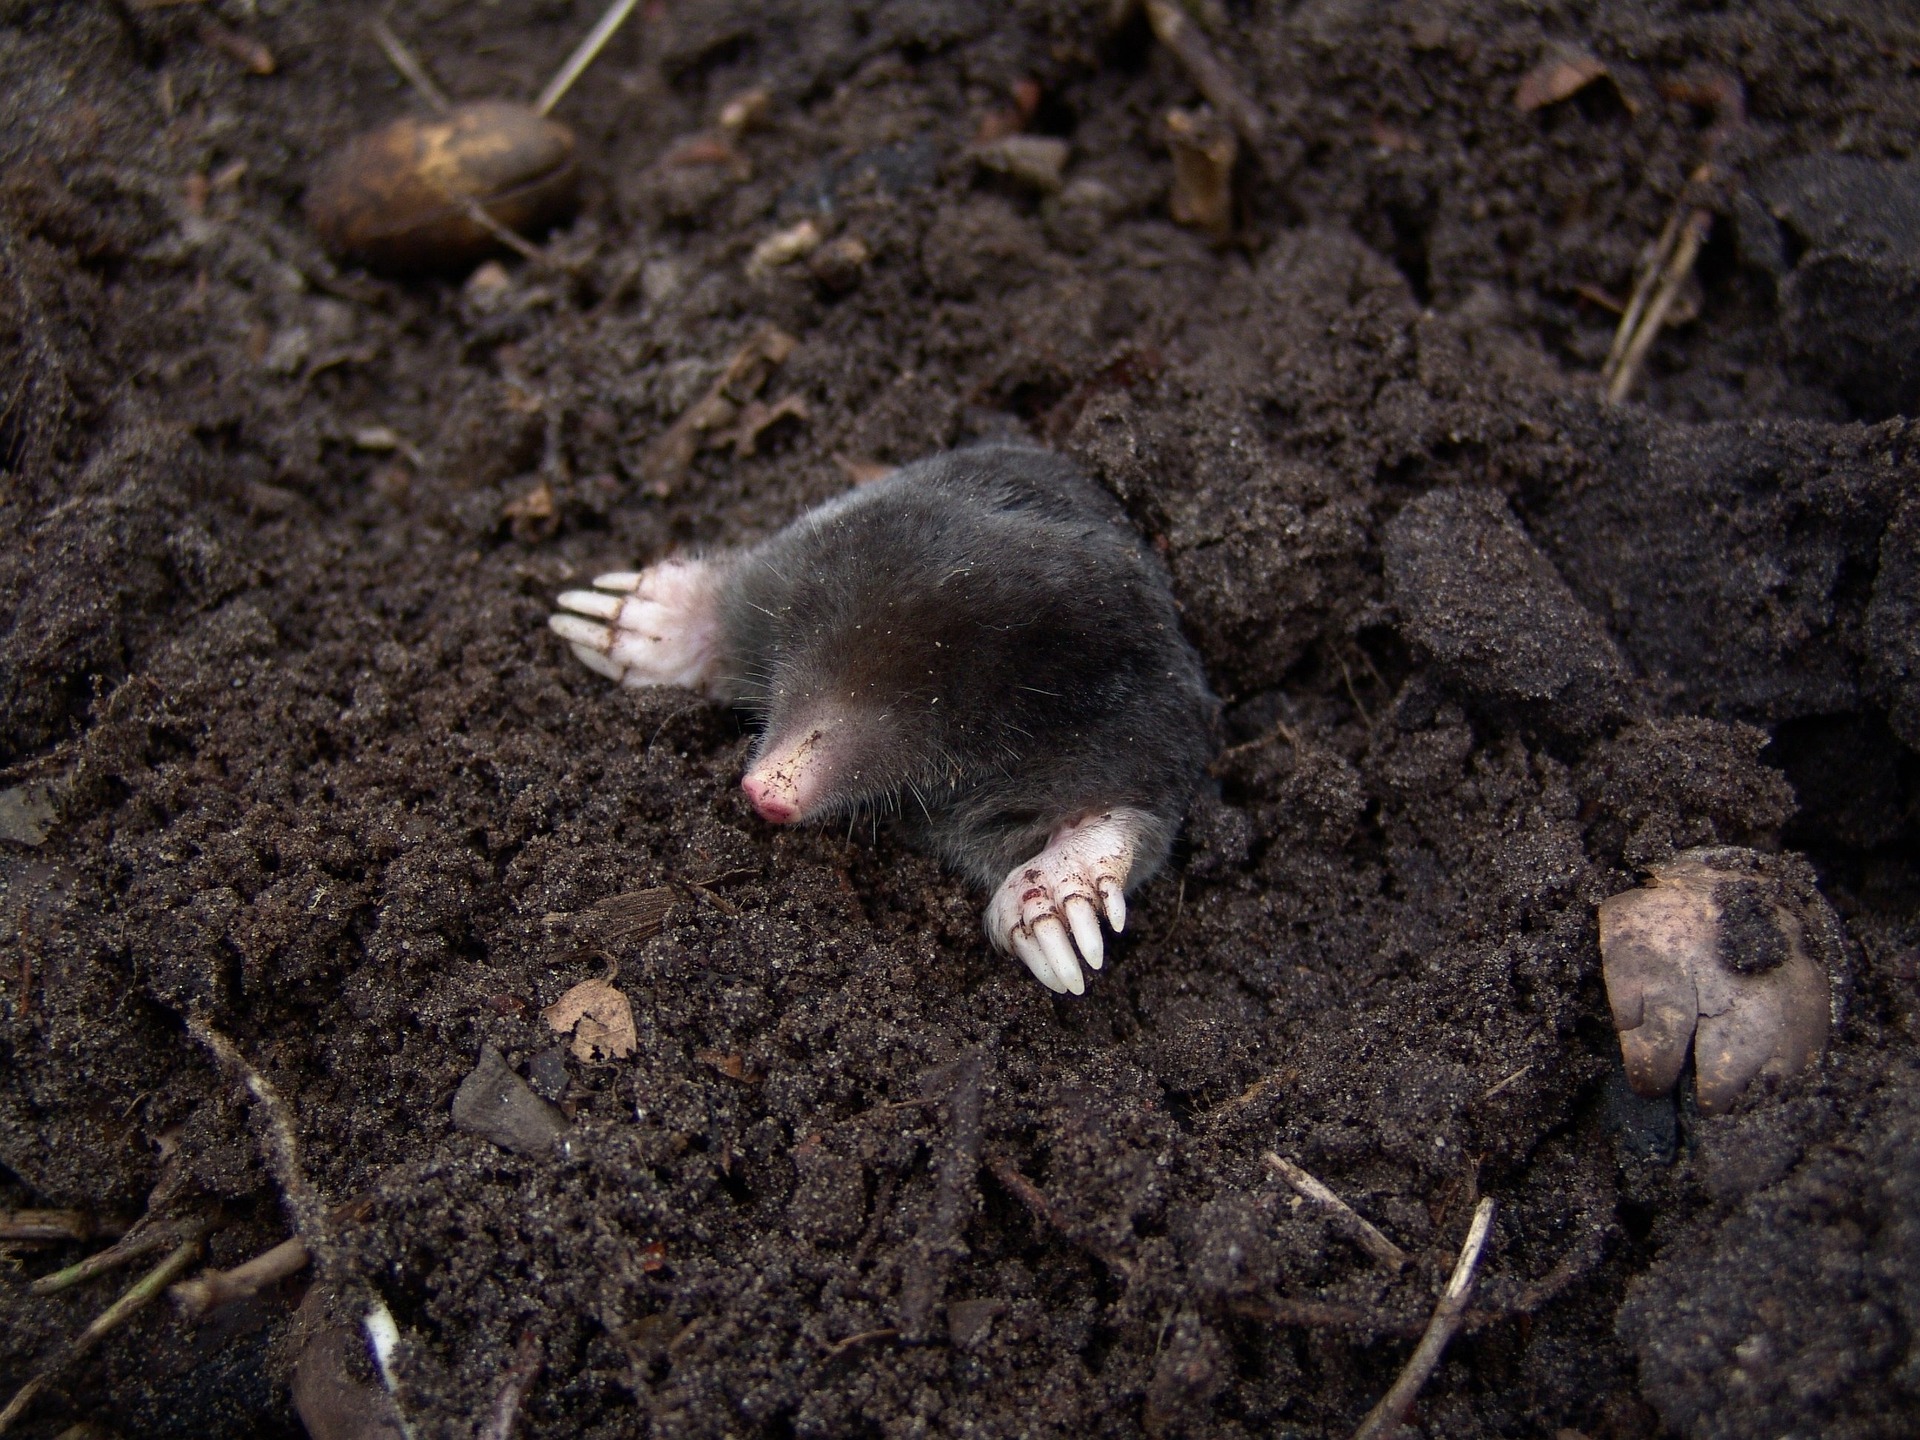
{"left": 742, "top": 773, "right": 798, "bottom": 824}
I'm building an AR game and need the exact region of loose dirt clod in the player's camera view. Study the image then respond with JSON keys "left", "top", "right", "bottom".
{"left": 971, "top": 134, "right": 1070, "bottom": 194}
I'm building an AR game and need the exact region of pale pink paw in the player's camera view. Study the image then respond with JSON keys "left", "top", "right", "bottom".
{"left": 549, "top": 558, "right": 723, "bottom": 696}
{"left": 986, "top": 810, "right": 1148, "bottom": 995}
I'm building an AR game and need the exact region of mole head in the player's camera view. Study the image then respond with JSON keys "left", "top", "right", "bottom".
{"left": 739, "top": 697, "right": 913, "bottom": 826}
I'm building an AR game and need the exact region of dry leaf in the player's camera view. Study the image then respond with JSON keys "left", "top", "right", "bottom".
{"left": 1514, "top": 47, "right": 1609, "bottom": 112}
{"left": 502, "top": 480, "right": 556, "bottom": 541}
{"left": 543, "top": 978, "right": 637, "bottom": 1062}
{"left": 695, "top": 1048, "right": 760, "bottom": 1083}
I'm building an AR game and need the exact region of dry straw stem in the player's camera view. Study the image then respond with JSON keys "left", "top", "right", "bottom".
{"left": 1601, "top": 171, "right": 1715, "bottom": 405}
{"left": 0, "top": 1211, "right": 112, "bottom": 1244}
{"left": 369, "top": 19, "right": 451, "bottom": 113}
{"left": 536, "top": 0, "right": 644, "bottom": 116}
{"left": 1264, "top": 1152, "right": 1411, "bottom": 1272}
{"left": 1351, "top": 1197, "right": 1498, "bottom": 1440}
{"left": 1142, "top": 0, "right": 1270, "bottom": 152}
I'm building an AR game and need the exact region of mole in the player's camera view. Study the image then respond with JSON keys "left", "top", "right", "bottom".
{"left": 548, "top": 445, "right": 1217, "bottom": 994}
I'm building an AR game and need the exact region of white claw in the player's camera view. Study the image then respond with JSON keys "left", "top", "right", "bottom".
{"left": 1064, "top": 894, "right": 1105, "bottom": 971}
{"left": 1034, "top": 916, "right": 1085, "bottom": 995}
{"left": 557, "top": 588, "right": 623, "bottom": 619}
{"left": 548, "top": 557, "right": 724, "bottom": 694}
{"left": 983, "top": 810, "right": 1150, "bottom": 995}
{"left": 570, "top": 643, "right": 624, "bottom": 681}
{"left": 549, "top": 613, "right": 611, "bottom": 651}
{"left": 1011, "top": 931, "right": 1066, "bottom": 993}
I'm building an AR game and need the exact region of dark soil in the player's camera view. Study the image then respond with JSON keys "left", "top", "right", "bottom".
{"left": 3, "top": 3, "right": 1918, "bottom": 1437}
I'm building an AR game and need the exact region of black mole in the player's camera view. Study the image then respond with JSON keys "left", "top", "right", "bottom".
{"left": 549, "top": 445, "right": 1217, "bottom": 993}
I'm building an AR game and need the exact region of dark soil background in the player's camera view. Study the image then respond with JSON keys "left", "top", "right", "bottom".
{"left": 3, "top": 2, "right": 1919, "bottom": 1437}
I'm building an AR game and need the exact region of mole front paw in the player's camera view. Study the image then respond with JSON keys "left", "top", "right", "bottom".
{"left": 986, "top": 810, "right": 1145, "bottom": 995}
{"left": 549, "top": 558, "right": 722, "bottom": 695}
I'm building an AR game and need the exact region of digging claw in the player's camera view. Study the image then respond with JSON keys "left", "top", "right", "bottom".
{"left": 548, "top": 558, "right": 722, "bottom": 694}
{"left": 985, "top": 809, "right": 1151, "bottom": 995}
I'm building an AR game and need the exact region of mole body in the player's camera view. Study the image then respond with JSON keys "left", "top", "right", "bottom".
{"left": 549, "top": 446, "right": 1217, "bottom": 994}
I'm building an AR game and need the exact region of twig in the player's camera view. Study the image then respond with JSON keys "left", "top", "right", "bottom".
{"left": 170, "top": 1236, "right": 309, "bottom": 1318}
{"left": 370, "top": 19, "right": 451, "bottom": 113}
{"left": 899, "top": 1055, "right": 985, "bottom": 1340}
{"left": 985, "top": 1154, "right": 1138, "bottom": 1281}
{"left": 0, "top": 1232, "right": 207, "bottom": 1434}
{"left": 1142, "top": 0, "right": 1269, "bottom": 152}
{"left": 535, "top": 0, "right": 643, "bottom": 117}
{"left": 170, "top": 1195, "right": 372, "bottom": 1320}
{"left": 185, "top": 1014, "right": 325, "bottom": 1245}
{"left": 479, "top": 1331, "right": 544, "bottom": 1440}
{"left": 1480, "top": 1065, "right": 1530, "bottom": 1101}
{"left": 1227, "top": 1297, "right": 1424, "bottom": 1337}
{"left": 0, "top": 1211, "right": 119, "bottom": 1244}
{"left": 1351, "top": 1198, "right": 1497, "bottom": 1440}
{"left": 1202, "top": 1066, "right": 1298, "bottom": 1123}
{"left": 822, "top": 1327, "right": 898, "bottom": 1358}
{"left": 1264, "top": 1153, "right": 1410, "bottom": 1272}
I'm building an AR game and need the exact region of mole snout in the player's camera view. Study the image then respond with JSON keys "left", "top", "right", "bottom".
{"left": 548, "top": 445, "right": 1217, "bottom": 994}
{"left": 740, "top": 721, "right": 838, "bottom": 823}
{"left": 741, "top": 773, "right": 798, "bottom": 824}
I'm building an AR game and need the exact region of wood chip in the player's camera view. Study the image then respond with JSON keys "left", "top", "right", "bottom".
{"left": 584, "top": 886, "right": 676, "bottom": 947}
{"left": 1515, "top": 46, "right": 1609, "bottom": 112}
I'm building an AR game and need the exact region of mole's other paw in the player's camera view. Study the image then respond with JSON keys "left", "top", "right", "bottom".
{"left": 1597, "top": 848, "right": 1836, "bottom": 1115}
{"left": 986, "top": 809, "right": 1147, "bottom": 996}
{"left": 549, "top": 559, "right": 723, "bottom": 695}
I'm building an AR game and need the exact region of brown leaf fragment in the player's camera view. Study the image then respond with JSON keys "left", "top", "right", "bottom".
{"left": 1515, "top": 46, "right": 1609, "bottom": 112}
{"left": 719, "top": 393, "right": 809, "bottom": 458}
{"left": 198, "top": 21, "right": 276, "bottom": 75}
{"left": 544, "top": 978, "right": 638, "bottom": 1062}
{"left": 638, "top": 325, "right": 797, "bottom": 494}
{"left": 694, "top": 1049, "right": 760, "bottom": 1083}
{"left": 502, "top": 480, "right": 556, "bottom": 541}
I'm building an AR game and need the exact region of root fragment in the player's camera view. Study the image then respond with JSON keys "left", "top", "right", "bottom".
{"left": 0, "top": 1230, "right": 208, "bottom": 1434}
{"left": 1351, "top": 1198, "right": 1497, "bottom": 1440}
{"left": 170, "top": 1236, "right": 310, "bottom": 1319}
{"left": 1264, "top": 1153, "right": 1410, "bottom": 1272}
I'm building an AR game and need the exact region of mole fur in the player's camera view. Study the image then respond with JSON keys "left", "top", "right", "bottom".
{"left": 708, "top": 445, "right": 1218, "bottom": 890}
